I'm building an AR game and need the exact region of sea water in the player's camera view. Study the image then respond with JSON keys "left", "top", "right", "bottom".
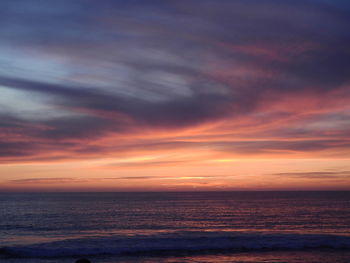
{"left": 1, "top": 191, "right": 349, "bottom": 262}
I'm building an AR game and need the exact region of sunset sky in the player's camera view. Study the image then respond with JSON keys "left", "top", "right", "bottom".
{"left": 0, "top": 0, "right": 350, "bottom": 191}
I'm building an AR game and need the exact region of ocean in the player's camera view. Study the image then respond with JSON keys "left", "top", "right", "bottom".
{"left": 0, "top": 191, "right": 349, "bottom": 263}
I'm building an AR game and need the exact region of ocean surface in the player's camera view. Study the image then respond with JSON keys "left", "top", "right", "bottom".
{"left": 0, "top": 191, "right": 349, "bottom": 263}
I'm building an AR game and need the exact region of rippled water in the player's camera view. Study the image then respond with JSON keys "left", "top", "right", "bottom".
{"left": 1, "top": 191, "right": 349, "bottom": 262}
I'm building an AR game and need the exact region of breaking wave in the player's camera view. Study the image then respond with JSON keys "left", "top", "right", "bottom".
{"left": 1, "top": 231, "right": 350, "bottom": 258}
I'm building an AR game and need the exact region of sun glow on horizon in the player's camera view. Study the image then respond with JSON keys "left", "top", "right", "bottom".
{"left": 0, "top": 0, "right": 350, "bottom": 191}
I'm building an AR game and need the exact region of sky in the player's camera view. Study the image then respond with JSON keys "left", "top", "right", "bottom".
{"left": 0, "top": 0, "right": 350, "bottom": 191}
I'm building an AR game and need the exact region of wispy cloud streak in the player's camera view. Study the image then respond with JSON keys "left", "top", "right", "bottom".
{"left": 0, "top": 0, "right": 349, "bottom": 165}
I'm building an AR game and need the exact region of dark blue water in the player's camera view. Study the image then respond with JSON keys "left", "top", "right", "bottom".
{"left": 1, "top": 191, "right": 349, "bottom": 262}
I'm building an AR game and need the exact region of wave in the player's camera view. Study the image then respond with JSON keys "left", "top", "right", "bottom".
{"left": 1, "top": 231, "right": 350, "bottom": 258}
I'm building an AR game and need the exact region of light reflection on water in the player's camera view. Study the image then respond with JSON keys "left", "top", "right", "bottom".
{"left": 1, "top": 191, "right": 349, "bottom": 245}
{"left": 0, "top": 192, "right": 349, "bottom": 262}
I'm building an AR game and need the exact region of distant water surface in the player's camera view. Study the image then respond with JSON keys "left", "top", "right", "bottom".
{"left": 1, "top": 191, "right": 349, "bottom": 262}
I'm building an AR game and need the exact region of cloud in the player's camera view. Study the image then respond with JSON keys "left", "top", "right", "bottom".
{"left": 104, "top": 175, "right": 216, "bottom": 180}
{"left": 272, "top": 170, "right": 350, "bottom": 180}
{"left": 105, "top": 176, "right": 157, "bottom": 180}
{"left": 8, "top": 177, "right": 88, "bottom": 184}
{"left": 0, "top": 0, "right": 349, "bottom": 162}
{"left": 104, "top": 160, "right": 187, "bottom": 168}
{"left": 7, "top": 175, "right": 219, "bottom": 187}
{"left": 215, "top": 139, "right": 350, "bottom": 155}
